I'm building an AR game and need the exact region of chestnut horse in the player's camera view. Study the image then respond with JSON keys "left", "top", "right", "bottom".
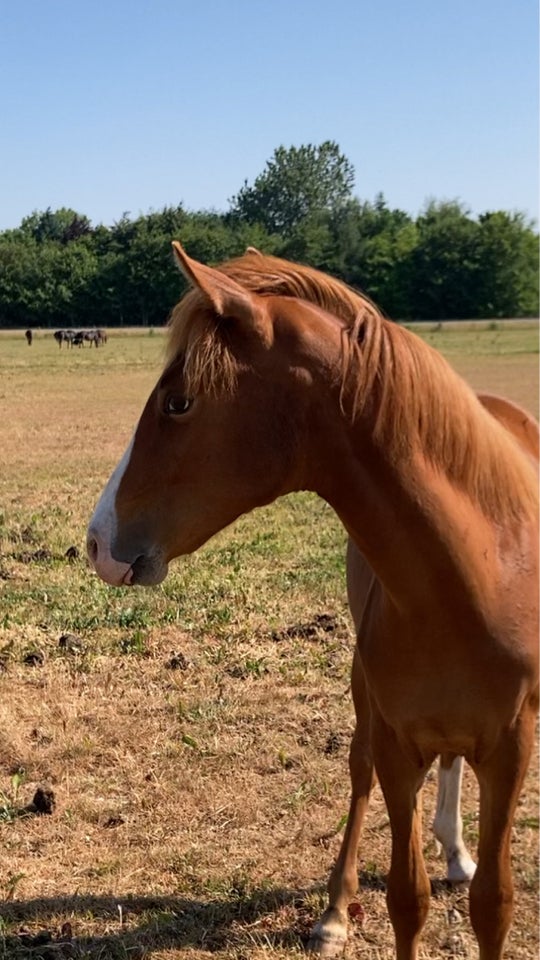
{"left": 87, "top": 244, "right": 538, "bottom": 960}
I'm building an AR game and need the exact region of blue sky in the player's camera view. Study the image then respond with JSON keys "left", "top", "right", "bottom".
{"left": 1, "top": 0, "right": 538, "bottom": 230}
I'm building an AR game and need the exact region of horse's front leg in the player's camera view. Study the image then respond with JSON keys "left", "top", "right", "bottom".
{"left": 308, "top": 650, "right": 374, "bottom": 957}
{"left": 469, "top": 704, "right": 536, "bottom": 959}
{"left": 372, "top": 713, "right": 432, "bottom": 960}
{"left": 433, "top": 754, "right": 476, "bottom": 884}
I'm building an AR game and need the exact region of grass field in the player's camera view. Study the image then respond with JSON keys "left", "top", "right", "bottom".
{"left": 0, "top": 325, "right": 538, "bottom": 959}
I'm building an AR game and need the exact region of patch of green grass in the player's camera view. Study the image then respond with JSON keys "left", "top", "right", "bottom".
{"left": 119, "top": 629, "right": 148, "bottom": 656}
{"left": 0, "top": 772, "right": 25, "bottom": 823}
{"left": 413, "top": 324, "right": 539, "bottom": 357}
{"left": 517, "top": 815, "right": 539, "bottom": 830}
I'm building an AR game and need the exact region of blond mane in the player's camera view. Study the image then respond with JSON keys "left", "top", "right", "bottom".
{"left": 168, "top": 252, "right": 537, "bottom": 522}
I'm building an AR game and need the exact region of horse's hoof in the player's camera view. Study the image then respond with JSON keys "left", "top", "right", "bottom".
{"left": 306, "top": 935, "right": 346, "bottom": 958}
{"left": 447, "top": 852, "right": 477, "bottom": 885}
{"left": 307, "top": 915, "right": 347, "bottom": 957}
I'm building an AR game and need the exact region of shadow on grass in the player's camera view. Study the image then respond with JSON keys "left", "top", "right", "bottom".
{"left": 0, "top": 884, "right": 325, "bottom": 957}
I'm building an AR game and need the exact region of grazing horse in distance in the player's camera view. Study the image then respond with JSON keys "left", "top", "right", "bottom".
{"left": 87, "top": 245, "right": 538, "bottom": 960}
{"left": 54, "top": 328, "right": 107, "bottom": 349}
{"left": 83, "top": 329, "right": 108, "bottom": 348}
{"left": 25, "top": 328, "right": 32, "bottom": 346}
{"left": 54, "top": 329, "right": 77, "bottom": 348}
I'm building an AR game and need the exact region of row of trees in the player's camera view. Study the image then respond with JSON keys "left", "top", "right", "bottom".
{"left": 0, "top": 142, "right": 538, "bottom": 328}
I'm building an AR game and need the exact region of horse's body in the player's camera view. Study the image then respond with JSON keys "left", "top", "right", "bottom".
{"left": 87, "top": 245, "right": 538, "bottom": 960}
{"left": 84, "top": 329, "right": 107, "bottom": 347}
{"left": 54, "top": 329, "right": 77, "bottom": 348}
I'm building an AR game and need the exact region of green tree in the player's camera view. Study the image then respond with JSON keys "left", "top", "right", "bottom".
{"left": 20, "top": 207, "right": 91, "bottom": 244}
{"left": 0, "top": 235, "right": 40, "bottom": 327}
{"left": 229, "top": 141, "right": 355, "bottom": 234}
{"left": 475, "top": 211, "right": 539, "bottom": 317}
{"left": 105, "top": 211, "right": 184, "bottom": 326}
{"left": 0, "top": 233, "right": 98, "bottom": 328}
{"left": 319, "top": 195, "right": 417, "bottom": 317}
{"left": 407, "top": 201, "right": 482, "bottom": 319}
{"left": 1, "top": 181, "right": 537, "bottom": 329}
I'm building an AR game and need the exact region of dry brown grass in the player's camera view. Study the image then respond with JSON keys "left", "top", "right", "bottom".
{"left": 0, "top": 328, "right": 538, "bottom": 959}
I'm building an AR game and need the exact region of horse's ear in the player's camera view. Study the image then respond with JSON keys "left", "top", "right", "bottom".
{"left": 172, "top": 241, "right": 258, "bottom": 327}
{"left": 245, "top": 245, "right": 263, "bottom": 256}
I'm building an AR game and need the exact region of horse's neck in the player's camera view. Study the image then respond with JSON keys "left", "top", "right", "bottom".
{"left": 313, "top": 411, "right": 498, "bottom": 614}
{"left": 301, "top": 314, "right": 538, "bottom": 609}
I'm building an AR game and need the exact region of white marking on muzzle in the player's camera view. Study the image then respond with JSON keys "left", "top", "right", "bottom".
{"left": 87, "top": 436, "right": 135, "bottom": 586}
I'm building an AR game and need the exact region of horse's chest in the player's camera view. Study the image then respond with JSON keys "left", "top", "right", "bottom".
{"left": 357, "top": 602, "right": 534, "bottom": 759}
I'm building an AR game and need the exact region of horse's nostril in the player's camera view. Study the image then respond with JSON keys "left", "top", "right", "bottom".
{"left": 87, "top": 536, "right": 98, "bottom": 564}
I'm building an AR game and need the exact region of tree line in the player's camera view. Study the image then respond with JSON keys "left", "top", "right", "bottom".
{"left": 0, "top": 142, "right": 537, "bottom": 328}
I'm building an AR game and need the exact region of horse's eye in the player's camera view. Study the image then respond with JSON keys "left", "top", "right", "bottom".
{"left": 164, "top": 395, "right": 193, "bottom": 416}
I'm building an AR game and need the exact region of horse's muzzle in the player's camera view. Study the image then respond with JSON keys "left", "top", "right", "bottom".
{"left": 86, "top": 528, "right": 168, "bottom": 587}
{"left": 86, "top": 529, "right": 132, "bottom": 586}
{"left": 129, "top": 552, "right": 169, "bottom": 586}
